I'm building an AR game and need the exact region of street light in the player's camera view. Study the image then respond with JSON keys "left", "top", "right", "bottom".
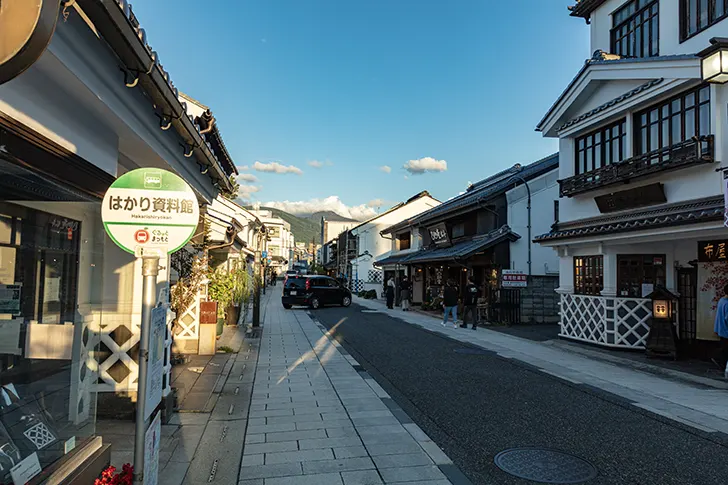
{"left": 698, "top": 37, "right": 728, "bottom": 84}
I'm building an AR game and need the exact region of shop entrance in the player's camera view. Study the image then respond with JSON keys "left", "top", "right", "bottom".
{"left": 677, "top": 266, "right": 697, "bottom": 346}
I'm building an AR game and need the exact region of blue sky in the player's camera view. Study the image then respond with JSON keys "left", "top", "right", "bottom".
{"left": 132, "top": 0, "right": 589, "bottom": 219}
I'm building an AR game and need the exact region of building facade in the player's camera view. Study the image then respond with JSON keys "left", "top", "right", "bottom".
{"left": 377, "top": 156, "right": 560, "bottom": 324}
{"left": 535, "top": 0, "right": 728, "bottom": 352}
{"left": 253, "top": 209, "right": 294, "bottom": 275}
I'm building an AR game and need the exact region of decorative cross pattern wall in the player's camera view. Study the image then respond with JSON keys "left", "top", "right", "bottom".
{"left": 367, "top": 270, "right": 382, "bottom": 283}
{"left": 560, "top": 293, "right": 652, "bottom": 349}
{"left": 175, "top": 293, "right": 201, "bottom": 340}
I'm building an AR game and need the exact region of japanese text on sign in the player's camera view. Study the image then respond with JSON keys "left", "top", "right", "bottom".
{"left": 698, "top": 241, "right": 728, "bottom": 262}
{"left": 501, "top": 270, "right": 527, "bottom": 288}
{"left": 108, "top": 196, "right": 195, "bottom": 215}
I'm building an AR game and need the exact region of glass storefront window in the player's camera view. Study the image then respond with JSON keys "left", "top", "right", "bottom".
{"left": 0, "top": 159, "right": 104, "bottom": 483}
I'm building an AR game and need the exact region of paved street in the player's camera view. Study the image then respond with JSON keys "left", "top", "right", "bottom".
{"left": 311, "top": 301, "right": 728, "bottom": 485}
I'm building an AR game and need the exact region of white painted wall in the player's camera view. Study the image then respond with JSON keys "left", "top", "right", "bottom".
{"left": 507, "top": 170, "right": 560, "bottom": 276}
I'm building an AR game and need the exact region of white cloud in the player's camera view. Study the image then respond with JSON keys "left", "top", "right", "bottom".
{"left": 238, "top": 185, "right": 262, "bottom": 201}
{"left": 308, "top": 160, "right": 326, "bottom": 168}
{"left": 264, "top": 196, "right": 377, "bottom": 221}
{"left": 236, "top": 173, "right": 258, "bottom": 183}
{"left": 379, "top": 165, "right": 392, "bottom": 173}
{"left": 253, "top": 161, "right": 303, "bottom": 175}
{"left": 367, "top": 199, "right": 386, "bottom": 208}
{"left": 238, "top": 165, "right": 250, "bottom": 171}
{"left": 403, "top": 157, "right": 447, "bottom": 175}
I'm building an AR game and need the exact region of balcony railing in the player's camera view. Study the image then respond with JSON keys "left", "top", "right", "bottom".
{"left": 559, "top": 135, "right": 714, "bottom": 197}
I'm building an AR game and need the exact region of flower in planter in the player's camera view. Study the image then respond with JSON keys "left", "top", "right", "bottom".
{"left": 95, "top": 463, "right": 133, "bottom": 485}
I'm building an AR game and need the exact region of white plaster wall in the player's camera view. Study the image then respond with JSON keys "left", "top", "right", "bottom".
{"left": 507, "top": 170, "right": 560, "bottom": 276}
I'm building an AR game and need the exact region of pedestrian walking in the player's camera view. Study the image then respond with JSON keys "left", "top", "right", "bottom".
{"left": 400, "top": 276, "right": 412, "bottom": 311}
{"left": 713, "top": 283, "right": 728, "bottom": 379}
{"left": 441, "top": 279, "right": 459, "bottom": 328}
{"left": 386, "top": 277, "right": 395, "bottom": 309}
{"left": 271, "top": 271, "right": 278, "bottom": 286}
{"left": 460, "top": 276, "right": 480, "bottom": 329}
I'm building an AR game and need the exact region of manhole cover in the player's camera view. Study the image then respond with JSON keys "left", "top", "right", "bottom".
{"left": 454, "top": 347, "right": 490, "bottom": 355}
{"left": 494, "top": 448, "right": 597, "bottom": 484}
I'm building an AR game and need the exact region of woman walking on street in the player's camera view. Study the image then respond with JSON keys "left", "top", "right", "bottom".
{"left": 442, "top": 279, "right": 459, "bottom": 328}
{"left": 385, "top": 276, "right": 395, "bottom": 309}
{"left": 400, "top": 276, "right": 412, "bottom": 311}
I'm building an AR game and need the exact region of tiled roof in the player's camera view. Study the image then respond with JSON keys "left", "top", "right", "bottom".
{"left": 398, "top": 226, "right": 520, "bottom": 264}
{"left": 373, "top": 253, "right": 412, "bottom": 267}
{"left": 568, "top": 0, "right": 608, "bottom": 19}
{"left": 534, "top": 196, "right": 723, "bottom": 242}
{"left": 558, "top": 78, "right": 664, "bottom": 132}
{"left": 536, "top": 53, "right": 698, "bottom": 133}
{"left": 383, "top": 154, "right": 558, "bottom": 234}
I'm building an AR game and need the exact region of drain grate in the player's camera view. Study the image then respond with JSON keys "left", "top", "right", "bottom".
{"left": 494, "top": 448, "right": 597, "bottom": 484}
{"left": 454, "top": 347, "right": 490, "bottom": 356}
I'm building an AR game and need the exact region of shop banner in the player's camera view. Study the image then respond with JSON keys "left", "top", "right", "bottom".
{"left": 723, "top": 170, "right": 728, "bottom": 228}
{"left": 502, "top": 270, "right": 527, "bottom": 288}
{"left": 143, "top": 412, "right": 161, "bottom": 485}
{"left": 101, "top": 168, "right": 199, "bottom": 255}
{"left": 144, "top": 307, "right": 166, "bottom": 421}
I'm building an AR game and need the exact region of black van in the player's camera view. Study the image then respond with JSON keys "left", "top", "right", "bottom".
{"left": 282, "top": 275, "right": 352, "bottom": 309}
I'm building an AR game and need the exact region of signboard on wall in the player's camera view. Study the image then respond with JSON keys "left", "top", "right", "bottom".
{"left": 501, "top": 270, "right": 527, "bottom": 288}
{"left": 594, "top": 183, "right": 666, "bottom": 214}
{"left": 428, "top": 223, "right": 450, "bottom": 247}
{"left": 101, "top": 168, "right": 199, "bottom": 255}
{"left": 698, "top": 241, "right": 728, "bottom": 262}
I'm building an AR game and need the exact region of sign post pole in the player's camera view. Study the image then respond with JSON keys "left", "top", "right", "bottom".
{"left": 133, "top": 256, "right": 159, "bottom": 484}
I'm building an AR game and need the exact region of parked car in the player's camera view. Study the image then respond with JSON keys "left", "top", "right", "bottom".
{"left": 285, "top": 270, "right": 299, "bottom": 279}
{"left": 282, "top": 275, "right": 352, "bottom": 309}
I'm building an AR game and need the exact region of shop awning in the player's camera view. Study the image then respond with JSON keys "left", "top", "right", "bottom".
{"left": 373, "top": 253, "right": 412, "bottom": 267}
{"left": 403, "top": 226, "right": 520, "bottom": 265}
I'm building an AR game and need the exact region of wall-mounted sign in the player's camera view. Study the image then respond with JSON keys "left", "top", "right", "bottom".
{"left": 501, "top": 270, "right": 527, "bottom": 288}
{"left": 698, "top": 240, "right": 728, "bottom": 262}
{"left": 428, "top": 223, "right": 450, "bottom": 247}
{"left": 101, "top": 168, "right": 199, "bottom": 255}
{"left": 594, "top": 183, "right": 667, "bottom": 214}
{"left": 0, "top": 284, "right": 21, "bottom": 314}
{"left": 0, "top": 1, "right": 60, "bottom": 85}
{"left": 144, "top": 307, "right": 166, "bottom": 420}
{"left": 199, "top": 301, "right": 218, "bottom": 324}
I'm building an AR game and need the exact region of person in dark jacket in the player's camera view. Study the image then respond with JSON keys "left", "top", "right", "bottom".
{"left": 400, "top": 276, "right": 412, "bottom": 311}
{"left": 441, "top": 279, "right": 459, "bottom": 328}
{"left": 385, "top": 277, "right": 395, "bottom": 309}
{"left": 460, "top": 276, "right": 480, "bottom": 329}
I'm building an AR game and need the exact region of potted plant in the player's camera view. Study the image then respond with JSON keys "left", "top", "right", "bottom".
{"left": 207, "top": 268, "right": 235, "bottom": 337}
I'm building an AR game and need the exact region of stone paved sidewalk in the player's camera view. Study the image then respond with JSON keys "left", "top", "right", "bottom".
{"left": 238, "top": 289, "right": 463, "bottom": 485}
{"left": 354, "top": 295, "right": 728, "bottom": 436}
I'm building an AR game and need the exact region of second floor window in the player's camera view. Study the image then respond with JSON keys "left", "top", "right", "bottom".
{"left": 611, "top": 0, "right": 659, "bottom": 58}
{"left": 575, "top": 119, "right": 626, "bottom": 174}
{"left": 681, "top": 0, "right": 728, "bottom": 40}
{"left": 635, "top": 85, "right": 710, "bottom": 155}
{"left": 397, "top": 232, "right": 411, "bottom": 251}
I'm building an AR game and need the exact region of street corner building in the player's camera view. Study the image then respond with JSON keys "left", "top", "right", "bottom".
{"left": 536, "top": 0, "right": 728, "bottom": 353}
{"left": 374, "top": 156, "right": 561, "bottom": 326}
{"left": 0, "top": 1, "right": 238, "bottom": 483}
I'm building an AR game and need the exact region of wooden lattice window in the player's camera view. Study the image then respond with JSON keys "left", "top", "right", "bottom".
{"left": 574, "top": 256, "right": 604, "bottom": 295}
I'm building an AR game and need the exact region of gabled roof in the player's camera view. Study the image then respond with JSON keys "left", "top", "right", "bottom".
{"left": 350, "top": 191, "right": 438, "bottom": 233}
{"left": 536, "top": 52, "right": 699, "bottom": 135}
{"left": 382, "top": 154, "right": 558, "bottom": 235}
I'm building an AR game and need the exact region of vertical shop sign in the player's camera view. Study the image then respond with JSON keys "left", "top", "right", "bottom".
{"left": 724, "top": 170, "right": 728, "bottom": 228}
{"left": 145, "top": 307, "right": 166, "bottom": 421}
{"left": 143, "top": 412, "right": 161, "bottom": 485}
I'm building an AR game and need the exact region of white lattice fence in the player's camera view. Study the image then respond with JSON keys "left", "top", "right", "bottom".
{"left": 174, "top": 293, "right": 201, "bottom": 340}
{"left": 559, "top": 293, "right": 606, "bottom": 344}
{"left": 607, "top": 297, "right": 651, "bottom": 348}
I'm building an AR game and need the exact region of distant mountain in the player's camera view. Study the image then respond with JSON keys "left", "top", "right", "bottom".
{"left": 245, "top": 206, "right": 320, "bottom": 245}
{"left": 307, "top": 211, "right": 360, "bottom": 223}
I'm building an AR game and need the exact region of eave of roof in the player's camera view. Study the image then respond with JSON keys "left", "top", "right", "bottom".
{"left": 534, "top": 196, "right": 723, "bottom": 243}
{"left": 402, "top": 226, "right": 520, "bottom": 264}
{"left": 568, "top": 0, "right": 608, "bottom": 20}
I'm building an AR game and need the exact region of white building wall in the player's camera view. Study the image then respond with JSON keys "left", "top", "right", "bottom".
{"left": 506, "top": 170, "right": 560, "bottom": 276}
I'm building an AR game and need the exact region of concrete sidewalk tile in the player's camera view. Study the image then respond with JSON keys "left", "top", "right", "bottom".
{"left": 322, "top": 412, "right": 351, "bottom": 421}
{"left": 302, "top": 457, "right": 375, "bottom": 475}
{"left": 341, "top": 470, "right": 383, "bottom": 485}
{"left": 356, "top": 425, "right": 407, "bottom": 437}
{"left": 365, "top": 442, "right": 424, "bottom": 456}
{"left": 333, "top": 446, "right": 369, "bottom": 459}
{"left": 348, "top": 411, "right": 394, "bottom": 419}
{"left": 360, "top": 433, "right": 417, "bottom": 446}
{"left": 246, "top": 434, "right": 266, "bottom": 444}
{"left": 372, "top": 453, "right": 433, "bottom": 469}
{"left": 351, "top": 417, "right": 401, "bottom": 427}
{"left": 247, "top": 423, "right": 297, "bottom": 435}
{"left": 158, "top": 462, "right": 188, "bottom": 485}
{"left": 168, "top": 413, "right": 210, "bottom": 426}
{"left": 402, "top": 423, "right": 430, "bottom": 442}
{"left": 250, "top": 408, "right": 295, "bottom": 418}
{"left": 266, "top": 429, "right": 327, "bottom": 442}
{"left": 238, "top": 462, "right": 303, "bottom": 480}
{"left": 379, "top": 465, "right": 447, "bottom": 483}
{"left": 296, "top": 419, "right": 352, "bottom": 431}
{"left": 265, "top": 448, "right": 334, "bottom": 464}
{"left": 238, "top": 479, "right": 264, "bottom": 485}
{"left": 269, "top": 414, "right": 325, "bottom": 425}
{"left": 418, "top": 441, "right": 453, "bottom": 465}
{"left": 265, "top": 473, "right": 343, "bottom": 485}
{"left": 299, "top": 437, "right": 363, "bottom": 450}
{"left": 249, "top": 418, "right": 267, "bottom": 427}
{"left": 325, "top": 427, "right": 358, "bottom": 438}
{"left": 242, "top": 454, "right": 265, "bottom": 466}
{"left": 244, "top": 441, "right": 299, "bottom": 455}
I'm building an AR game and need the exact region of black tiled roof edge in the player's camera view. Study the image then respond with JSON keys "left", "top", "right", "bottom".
{"left": 568, "top": 0, "right": 607, "bottom": 19}
{"left": 383, "top": 154, "right": 558, "bottom": 235}
{"left": 534, "top": 196, "right": 723, "bottom": 242}
{"left": 400, "top": 225, "right": 520, "bottom": 264}
{"left": 558, "top": 78, "right": 663, "bottom": 132}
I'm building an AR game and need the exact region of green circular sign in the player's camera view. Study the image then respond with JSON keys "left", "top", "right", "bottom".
{"left": 102, "top": 168, "right": 199, "bottom": 255}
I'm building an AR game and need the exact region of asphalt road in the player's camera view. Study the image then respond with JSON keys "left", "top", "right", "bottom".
{"left": 306, "top": 304, "right": 728, "bottom": 485}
